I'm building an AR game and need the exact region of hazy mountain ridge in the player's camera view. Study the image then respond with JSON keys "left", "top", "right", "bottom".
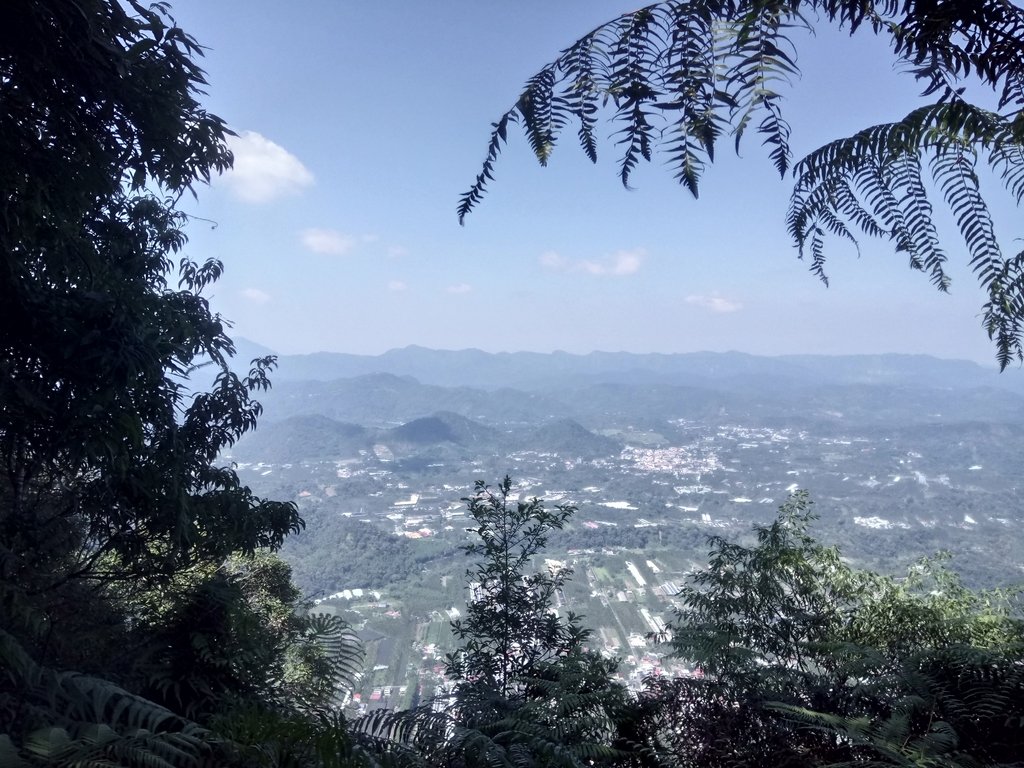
{"left": 231, "top": 410, "right": 619, "bottom": 464}
{"left": 254, "top": 373, "right": 572, "bottom": 428}
{"left": 250, "top": 373, "right": 1024, "bottom": 439}
{"left": 384, "top": 411, "right": 498, "bottom": 447}
{"left": 234, "top": 339, "right": 1023, "bottom": 394}
{"left": 231, "top": 346, "right": 1024, "bottom": 466}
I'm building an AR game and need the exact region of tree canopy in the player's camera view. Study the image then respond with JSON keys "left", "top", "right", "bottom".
{"left": 357, "top": 483, "right": 1024, "bottom": 768}
{"left": 5, "top": 2, "right": 1024, "bottom": 765}
{"left": 459, "top": 0, "right": 1024, "bottom": 369}
{"left": 634, "top": 493, "right": 1024, "bottom": 767}
{"left": 0, "top": 2, "right": 356, "bottom": 764}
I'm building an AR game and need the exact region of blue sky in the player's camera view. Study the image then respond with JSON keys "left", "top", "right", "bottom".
{"left": 172, "top": 1, "right": 1020, "bottom": 365}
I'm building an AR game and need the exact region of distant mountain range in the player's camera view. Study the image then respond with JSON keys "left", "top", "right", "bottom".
{"left": 228, "top": 409, "right": 621, "bottom": 464}
{"left": 232, "top": 338, "right": 1024, "bottom": 394}
{"left": 225, "top": 343, "right": 1024, "bottom": 463}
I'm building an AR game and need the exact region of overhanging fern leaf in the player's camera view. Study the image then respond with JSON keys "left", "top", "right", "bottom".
{"left": 459, "top": 0, "right": 809, "bottom": 217}
{"left": 610, "top": 8, "right": 663, "bottom": 189}
{"left": 519, "top": 67, "right": 558, "bottom": 165}
{"left": 457, "top": 109, "right": 518, "bottom": 225}
{"left": 458, "top": 0, "right": 1024, "bottom": 366}
{"left": 726, "top": 1, "right": 801, "bottom": 176}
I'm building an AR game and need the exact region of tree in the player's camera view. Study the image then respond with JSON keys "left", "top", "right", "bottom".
{"left": 459, "top": 0, "right": 1024, "bottom": 369}
{"left": 0, "top": 2, "right": 341, "bottom": 763}
{"left": 0, "top": 0, "right": 302, "bottom": 585}
{"left": 129, "top": 553, "right": 362, "bottom": 723}
{"left": 447, "top": 477, "right": 582, "bottom": 696}
{"left": 443, "top": 477, "right": 625, "bottom": 767}
{"left": 362, "top": 478, "right": 626, "bottom": 768}
{"left": 625, "top": 493, "right": 1024, "bottom": 767}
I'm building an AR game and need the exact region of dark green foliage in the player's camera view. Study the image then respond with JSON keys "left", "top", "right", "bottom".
{"left": 359, "top": 478, "right": 627, "bottom": 767}
{"left": 0, "top": 628, "right": 212, "bottom": 768}
{"left": 129, "top": 554, "right": 362, "bottom": 723}
{"left": 283, "top": 518, "right": 439, "bottom": 596}
{"left": 211, "top": 707, "right": 367, "bottom": 768}
{"left": 628, "top": 493, "right": 1024, "bottom": 767}
{"left": 460, "top": 0, "right": 1024, "bottom": 368}
{"left": 437, "top": 478, "right": 626, "bottom": 767}
{"left": 0, "top": 1, "right": 356, "bottom": 764}
{"left": 447, "top": 477, "right": 584, "bottom": 696}
{"left": 0, "top": 0, "right": 302, "bottom": 599}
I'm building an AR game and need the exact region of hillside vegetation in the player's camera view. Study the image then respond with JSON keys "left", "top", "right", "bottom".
{"left": 4, "top": 0, "right": 1024, "bottom": 766}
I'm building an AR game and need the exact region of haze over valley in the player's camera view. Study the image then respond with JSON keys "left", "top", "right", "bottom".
{"left": 227, "top": 342, "right": 1024, "bottom": 711}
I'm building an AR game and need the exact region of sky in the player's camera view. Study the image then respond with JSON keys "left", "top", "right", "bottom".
{"left": 171, "top": 1, "right": 1022, "bottom": 366}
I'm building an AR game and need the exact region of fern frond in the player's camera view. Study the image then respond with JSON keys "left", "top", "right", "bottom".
{"left": 456, "top": 0, "right": 1024, "bottom": 365}
{"left": 302, "top": 612, "right": 364, "bottom": 697}
{"left": 788, "top": 99, "right": 1024, "bottom": 367}
{"left": 459, "top": 0, "right": 812, "bottom": 217}
{"left": 609, "top": 7, "right": 663, "bottom": 189}
{"left": 657, "top": 2, "right": 725, "bottom": 196}
{"left": 519, "top": 67, "right": 558, "bottom": 165}
{"left": 725, "top": 1, "right": 801, "bottom": 176}
{"left": 457, "top": 109, "right": 518, "bottom": 225}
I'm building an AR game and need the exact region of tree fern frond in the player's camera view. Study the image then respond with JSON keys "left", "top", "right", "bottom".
{"left": 657, "top": 1, "right": 724, "bottom": 196}
{"left": 460, "top": 0, "right": 812, "bottom": 215}
{"left": 891, "top": 151, "right": 948, "bottom": 290}
{"left": 788, "top": 100, "right": 1024, "bottom": 366}
{"left": 561, "top": 34, "right": 602, "bottom": 163}
{"left": 302, "top": 612, "right": 365, "bottom": 698}
{"left": 2, "top": 627, "right": 215, "bottom": 767}
{"left": 979, "top": 248, "right": 1024, "bottom": 371}
{"left": 929, "top": 146, "right": 1000, "bottom": 284}
{"left": 725, "top": 2, "right": 802, "bottom": 176}
{"left": 876, "top": 0, "right": 1024, "bottom": 110}
{"left": 927, "top": 144, "right": 1024, "bottom": 367}
{"left": 519, "top": 67, "right": 558, "bottom": 165}
{"left": 988, "top": 138, "right": 1024, "bottom": 203}
{"left": 609, "top": 7, "right": 663, "bottom": 189}
{"left": 457, "top": 109, "right": 518, "bottom": 225}
{"left": 459, "top": 1, "right": 1024, "bottom": 366}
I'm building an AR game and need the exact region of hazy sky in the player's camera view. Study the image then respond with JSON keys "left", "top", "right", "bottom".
{"left": 172, "top": 1, "right": 1021, "bottom": 366}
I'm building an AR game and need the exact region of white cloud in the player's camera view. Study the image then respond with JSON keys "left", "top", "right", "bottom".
{"left": 387, "top": 280, "right": 408, "bottom": 292}
{"left": 685, "top": 293, "right": 743, "bottom": 313}
{"left": 446, "top": 283, "right": 473, "bottom": 294}
{"left": 388, "top": 245, "right": 409, "bottom": 258}
{"left": 222, "top": 131, "right": 313, "bottom": 203}
{"left": 301, "top": 228, "right": 356, "bottom": 255}
{"left": 241, "top": 287, "right": 271, "bottom": 304}
{"left": 539, "top": 251, "right": 566, "bottom": 269}
{"left": 581, "top": 249, "right": 643, "bottom": 276}
{"left": 540, "top": 248, "right": 643, "bottom": 277}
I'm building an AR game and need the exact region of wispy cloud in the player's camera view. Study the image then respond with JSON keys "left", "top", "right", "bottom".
{"left": 446, "top": 283, "right": 473, "bottom": 294}
{"left": 222, "top": 131, "right": 313, "bottom": 203}
{"left": 540, "top": 251, "right": 566, "bottom": 269}
{"left": 540, "top": 248, "right": 644, "bottom": 277}
{"left": 240, "top": 287, "right": 271, "bottom": 304}
{"left": 387, "top": 280, "right": 408, "bottom": 292}
{"left": 685, "top": 293, "right": 743, "bottom": 313}
{"left": 301, "top": 228, "right": 356, "bottom": 255}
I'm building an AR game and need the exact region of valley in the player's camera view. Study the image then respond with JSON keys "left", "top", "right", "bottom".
{"left": 224, "top": 345, "right": 1024, "bottom": 712}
